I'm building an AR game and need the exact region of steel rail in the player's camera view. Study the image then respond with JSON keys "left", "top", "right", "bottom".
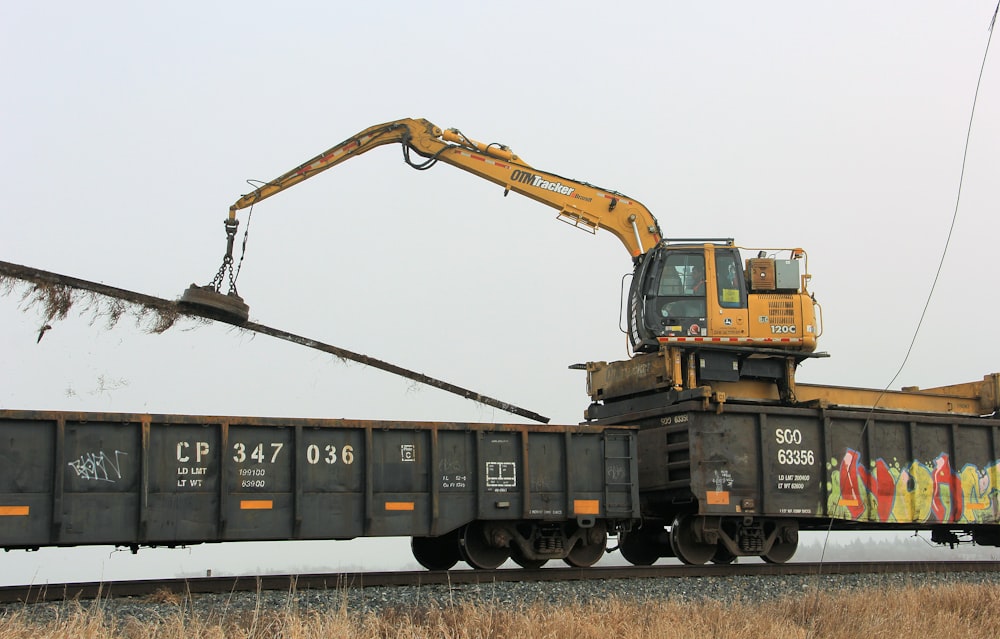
{"left": 3, "top": 561, "right": 1000, "bottom": 604}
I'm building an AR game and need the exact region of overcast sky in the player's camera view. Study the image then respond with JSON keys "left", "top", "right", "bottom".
{"left": 2, "top": 2, "right": 998, "bottom": 584}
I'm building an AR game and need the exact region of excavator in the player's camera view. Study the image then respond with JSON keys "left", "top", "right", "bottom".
{"left": 174, "top": 118, "right": 1000, "bottom": 568}
{"left": 180, "top": 116, "right": 1000, "bottom": 420}
{"left": 181, "top": 118, "right": 824, "bottom": 401}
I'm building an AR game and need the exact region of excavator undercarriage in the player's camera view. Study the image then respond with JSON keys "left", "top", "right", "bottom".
{"left": 585, "top": 346, "right": 1000, "bottom": 422}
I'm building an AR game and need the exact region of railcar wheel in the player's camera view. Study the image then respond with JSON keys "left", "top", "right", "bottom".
{"left": 669, "top": 516, "right": 715, "bottom": 565}
{"left": 710, "top": 545, "right": 737, "bottom": 565}
{"left": 411, "top": 534, "right": 460, "bottom": 571}
{"left": 461, "top": 522, "right": 510, "bottom": 570}
{"left": 564, "top": 522, "right": 607, "bottom": 568}
{"left": 511, "top": 546, "right": 548, "bottom": 569}
{"left": 619, "top": 527, "right": 661, "bottom": 566}
{"left": 762, "top": 538, "right": 797, "bottom": 564}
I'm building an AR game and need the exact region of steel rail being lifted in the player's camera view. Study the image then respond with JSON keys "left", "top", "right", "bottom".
{"left": 0, "top": 260, "right": 549, "bottom": 423}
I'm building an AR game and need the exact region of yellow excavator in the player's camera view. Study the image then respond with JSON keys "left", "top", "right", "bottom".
{"left": 182, "top": 118, "right": 823, "bottom": 395}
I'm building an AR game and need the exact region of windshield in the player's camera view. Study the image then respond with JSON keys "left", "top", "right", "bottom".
{"left": 652, "top": 253, "right": 706, "bottom": 320}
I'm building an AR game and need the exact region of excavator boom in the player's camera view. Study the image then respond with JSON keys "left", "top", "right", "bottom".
{"left": 227, "top": 118, "right": 663, "bottom": 259}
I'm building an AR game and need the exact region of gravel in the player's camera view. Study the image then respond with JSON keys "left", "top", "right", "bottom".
{"left": 5, "top": 569, "right": 1000, "bottom": 625}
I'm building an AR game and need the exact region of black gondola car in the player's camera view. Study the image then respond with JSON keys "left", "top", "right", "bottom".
{"left": 0, "top": 410, "right": 639, "bottom": 570}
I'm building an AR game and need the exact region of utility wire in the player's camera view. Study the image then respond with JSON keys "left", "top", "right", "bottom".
{"left": 810, "top": 5, "right": 1000, "bottom": 618}
{"left": 880, "top": 1, "right": 997, "bottom": 394}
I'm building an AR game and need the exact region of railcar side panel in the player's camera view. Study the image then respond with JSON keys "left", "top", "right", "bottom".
{"left": 62, "top": 421, "right": 141, "bottom": 545}
{"left": 609, "top": 400, "right": 1000, "bottom": 528}
{"left": 0, "top": 411, "right": 639, "bottom": 551}
{"left": 149, "top": 423, "right": 221, "bottom": 542}
{"left": 0, "top": 420, "right": 54, "bottom": 545}
{"left": 477, "top": 431, "right": 524, "bottom": 519}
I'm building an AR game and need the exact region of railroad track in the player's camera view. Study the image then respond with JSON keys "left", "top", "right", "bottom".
{"left": 4, "top": 561, "right": 1000, "bottom": 604}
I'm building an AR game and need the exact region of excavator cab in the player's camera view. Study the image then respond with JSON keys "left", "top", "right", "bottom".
{"left": 627, "top": 239, "right": 819, "bottom": 356}
{"left": 603, "top": 239, "right": 823, "bottom": 406}
{"left": 641, "top": 251, "right": 711, "bottom": 338}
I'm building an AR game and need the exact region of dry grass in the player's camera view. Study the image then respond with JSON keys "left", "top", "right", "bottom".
{"left": 1, "top": 583, "right": 998, "bottom": 639}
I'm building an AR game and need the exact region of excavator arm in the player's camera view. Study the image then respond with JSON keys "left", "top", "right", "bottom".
{"left": 227, "top": 118, "right": 663, "bottom": 260}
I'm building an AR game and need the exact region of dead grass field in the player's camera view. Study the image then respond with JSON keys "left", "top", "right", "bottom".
{"left": 1, "top": 582, "right": 997, "bottom": 639}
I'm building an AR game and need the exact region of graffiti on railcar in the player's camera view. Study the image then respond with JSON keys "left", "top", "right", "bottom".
{"left": 828, "top": 448, "right": 1000, "bottom": 524}
{"left": 606, "top": 462, "right": 628, "bottom": 482}
{"left": 67, "top": 450, "right": 127, "bottom": 482}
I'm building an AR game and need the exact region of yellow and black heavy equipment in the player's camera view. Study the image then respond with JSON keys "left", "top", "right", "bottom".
{"left": 182, "top": 118, "right": 823, "bottom": 396}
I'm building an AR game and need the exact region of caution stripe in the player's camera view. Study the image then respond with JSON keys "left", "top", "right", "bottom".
{"left": 455, "top": 150, "right": 509, "bottom": 169}
{"left": 658, "top": 336, "right": 804, "bottom": 345}
{"left": 598, "top": 193, "right": 634, "bottom": 206}
{"left": 296, "top": 134, "right": 376, "bottom": 176}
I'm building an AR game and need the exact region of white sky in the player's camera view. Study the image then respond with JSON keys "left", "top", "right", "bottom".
{"left": 1, "top": 2, "right": 998, "bottom": 584}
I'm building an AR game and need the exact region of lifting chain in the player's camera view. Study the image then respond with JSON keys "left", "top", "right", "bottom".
{"left": 208, "top": 218, "right": 241, "bottom": 296}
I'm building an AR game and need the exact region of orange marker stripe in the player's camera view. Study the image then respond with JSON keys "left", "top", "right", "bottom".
{"left": 573, "top": 499, "right": 600, "bottom": 515}
{"left": 0, "top": 506, "right": 29, "bottom": 516}
{"left": 240, "top": 500, "right": 273, "bottom": 510}
{"left": 385, "top": 501, "right": 415, "bottom": 511}
{"left": 706, "top": 491, "right": 730, "bottom": 505}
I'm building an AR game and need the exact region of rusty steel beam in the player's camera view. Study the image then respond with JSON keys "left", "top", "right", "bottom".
{"left": 0, "top": 259, "right": 550, "bottom": 423}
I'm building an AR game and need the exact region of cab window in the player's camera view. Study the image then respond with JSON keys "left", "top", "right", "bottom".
{"left": 656, "top": 253, "right": 705, "bottom": 297}
{"left": 652, "top": 253, "right": 706, "bottom": 318}
{"left": 714, "top": 250, "right": 745, "bottom": 308}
